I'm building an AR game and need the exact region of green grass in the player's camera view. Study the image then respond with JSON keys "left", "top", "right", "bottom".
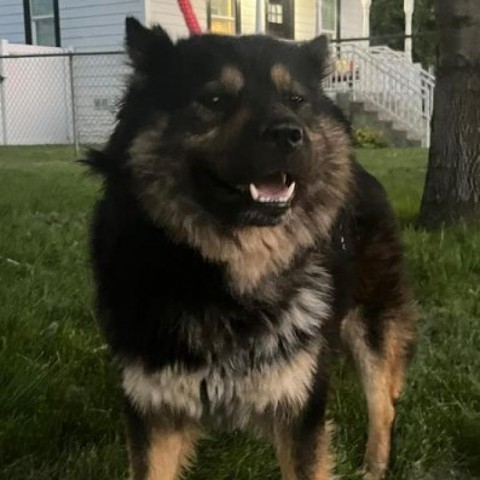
{"left": 0, "top": 146, "right": 479, "bottom": 479}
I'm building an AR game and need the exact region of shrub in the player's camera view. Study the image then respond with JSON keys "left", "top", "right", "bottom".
{"left": 353, "top": 127, "right": 388, "bottom": 148}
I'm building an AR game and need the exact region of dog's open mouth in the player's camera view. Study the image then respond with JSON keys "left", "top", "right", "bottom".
{"left": 249, "top": 173, "right": 295, "bottom": 205}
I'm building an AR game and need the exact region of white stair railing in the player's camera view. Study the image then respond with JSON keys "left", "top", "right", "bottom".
{"left": 369, "top": 45, "right": 436, "bottom": 103}
{"left": 324, "top": 43, "right": 435, "bottom": 147}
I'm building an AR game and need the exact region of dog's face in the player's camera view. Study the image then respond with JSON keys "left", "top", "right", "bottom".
{"left": 117, "top": 18, "right": 351, "bottom": 230}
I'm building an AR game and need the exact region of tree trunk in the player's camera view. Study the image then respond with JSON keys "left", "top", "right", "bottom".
{"left": 418, "top": 0, "right": 480, "bottom": 229}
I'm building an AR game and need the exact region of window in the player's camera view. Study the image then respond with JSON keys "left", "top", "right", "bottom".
{"left": 208, "top": 0, "right": 239, "bottom": 35}
{"left": 267, "top": 3, "right": 284, "bottom": 24}
{"left": 322, "top": 0, "right": 337, "bottom": 35}
{"left": 266, "top": 0, "right": 294, "bottom": 39}
{"left": 24, "top": 0, "right": 60, "bottom": 47}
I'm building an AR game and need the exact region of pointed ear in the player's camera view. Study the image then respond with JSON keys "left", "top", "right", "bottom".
{"left": 302, "top": 35, "right": 331, "bottom": 75}
{"left": 125, "top": 17, "right": 174, "bottom": 71}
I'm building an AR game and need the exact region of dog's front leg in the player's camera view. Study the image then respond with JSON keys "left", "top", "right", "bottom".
{"left": 124, "top": 400, "right": 199, "bottom": 480}
{"left": 273, "top": 368, "right": 335, "bottom": 480}
{"left": 274, "top": 419, "right": 335, "bottom": 480}
{"left": 273, "top": 351, "right": 336, "bottom": 480}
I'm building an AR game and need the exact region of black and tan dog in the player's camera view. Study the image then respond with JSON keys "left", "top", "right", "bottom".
{"left": 87, "top": 17, "right": 416, "bottom": 480}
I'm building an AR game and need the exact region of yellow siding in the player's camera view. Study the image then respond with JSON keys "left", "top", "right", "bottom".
{"left": 295, "top": 0, "right": 316, "bottom": 40}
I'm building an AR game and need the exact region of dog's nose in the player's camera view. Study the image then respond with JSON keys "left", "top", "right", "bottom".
{"left": 261, "top": 123, "right": 304, "bottom": 151}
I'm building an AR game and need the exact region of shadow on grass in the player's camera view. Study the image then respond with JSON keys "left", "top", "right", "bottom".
{"left": 451, "top": 413, "right": 480, "bottom": 476}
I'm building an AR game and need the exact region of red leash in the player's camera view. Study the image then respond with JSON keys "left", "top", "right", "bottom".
{"left": 177, "top": 0, "right": 202, "bottom": 35}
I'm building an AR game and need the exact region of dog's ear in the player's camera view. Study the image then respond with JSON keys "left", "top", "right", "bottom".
{"left": 125, "top": 17, "right": 174, "bottom": 71}
{"left": 301, "top": 35, "right": 331, "bottom": 76}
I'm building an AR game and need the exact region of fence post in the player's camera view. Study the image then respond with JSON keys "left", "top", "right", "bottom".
{"left": 0, "top": 40, "right": 8, "bottom": 146}
{"left": 68, "top": 48, "right": 79, "bottom": 156}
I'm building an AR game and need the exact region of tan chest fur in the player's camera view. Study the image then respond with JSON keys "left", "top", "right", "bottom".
{"left": 122, "top": 346, "right": 319, "bottom": 429}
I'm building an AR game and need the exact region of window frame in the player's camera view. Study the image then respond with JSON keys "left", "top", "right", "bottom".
{"left": 24, "top": 0, "right": 61, "bottom": 47}
{"left": 207, "top": 0, "right": 241, "bottom": 35}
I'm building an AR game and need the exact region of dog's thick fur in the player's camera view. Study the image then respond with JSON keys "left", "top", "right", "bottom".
{"left": 88, "top": 18, "right": 416, "bottom": 480}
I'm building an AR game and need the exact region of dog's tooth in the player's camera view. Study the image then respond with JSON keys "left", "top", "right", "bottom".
{"left": 249, "top": 183, "right": 260, "bottom": 201}
{"left": 286, "top": 181, "right": 296, "bottom": 200}
{"left": 281, "top": 173, "right": 287, "bottom": 184}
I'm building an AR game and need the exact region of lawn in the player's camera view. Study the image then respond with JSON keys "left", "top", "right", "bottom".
{"left": 0, "top": 146, "right": 479, "bottom": 480}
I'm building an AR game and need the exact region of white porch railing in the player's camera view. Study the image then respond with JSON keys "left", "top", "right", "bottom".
{"left": 369, "top": 45, "right": 436, "bottom": 101}
{"left": 324, "top": 43, "right": 435, "bottom": 147}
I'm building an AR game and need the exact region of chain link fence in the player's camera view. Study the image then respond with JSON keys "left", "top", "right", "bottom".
{"left": 0, "top": 42, "right": 434, "bottom": 152}
{"left": 0, "top": 49, "right": 128, "bottom": 153}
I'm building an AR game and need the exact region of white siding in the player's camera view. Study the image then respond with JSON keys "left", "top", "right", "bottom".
{"left": 147, "top": 0, "right": 207, "bottom": 40}
{"left": 340, "top": 0, "right": 363, "bottom": 39}
{"left": 59, "top": 0, "right": 145, "bottom": 51}
{"left": 0, "top": 1, "right": 25, "bottom": 44}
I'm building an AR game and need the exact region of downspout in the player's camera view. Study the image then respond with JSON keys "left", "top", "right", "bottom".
{"left": 177, "top": 0, "right": 202, "bottom": 35}
{"left": 336, "top": 0, "right": 341, "bottom": 42}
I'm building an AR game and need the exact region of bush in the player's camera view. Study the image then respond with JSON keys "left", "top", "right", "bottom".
{"left": 353, "top": 127, "right": 389, "bottom": 148}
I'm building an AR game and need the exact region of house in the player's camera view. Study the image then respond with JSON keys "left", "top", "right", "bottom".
{"left": 0, "top": 0, "right": 380, "bottom": 51}
{"left": 0, "top": 1, "right": 432, "bottom": 147}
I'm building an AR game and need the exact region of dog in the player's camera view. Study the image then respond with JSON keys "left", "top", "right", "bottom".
{"left": 87, "top": 17, "right": 416, "bottom": 480}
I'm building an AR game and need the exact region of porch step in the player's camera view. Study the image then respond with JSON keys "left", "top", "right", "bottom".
{"left": 334, "top": 93, "right": 422, "bottom": 148}
{"left": 376, "top": 112, "right": 423, "bottom": 140}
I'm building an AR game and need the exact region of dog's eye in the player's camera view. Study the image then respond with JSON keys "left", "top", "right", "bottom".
{"left": 288, "top": 94, "right": 305, "bottom": 105}
{"left": 199, "top": 94, "right": 230, "bottom": 110}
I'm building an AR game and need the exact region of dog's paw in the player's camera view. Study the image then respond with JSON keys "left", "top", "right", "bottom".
{"left": 359, "top": 463, "right": 388, "bottom": 480}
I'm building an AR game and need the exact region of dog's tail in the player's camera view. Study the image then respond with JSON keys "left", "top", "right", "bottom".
{"left": 78, "top": 148, "right": 114, "bottom": 177}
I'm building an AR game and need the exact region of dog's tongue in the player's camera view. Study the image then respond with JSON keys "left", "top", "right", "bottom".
{"left": 250, "top": 172, "right": 296, "bottom": 202}
{"left": 254, "top": 173, "right": 288, "bottom": 196}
